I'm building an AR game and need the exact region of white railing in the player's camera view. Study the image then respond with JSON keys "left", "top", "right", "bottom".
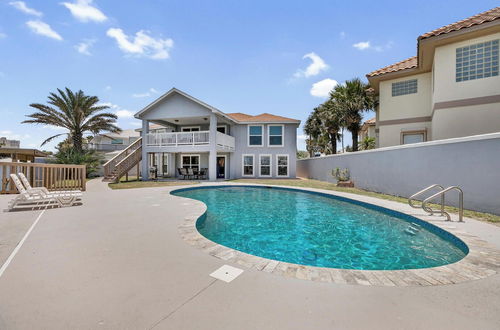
{"left": 146, "top": 130, "right": 235, "bottom": 150}
{"left": 216, "top": 131, "right": 235, "bottom": 150}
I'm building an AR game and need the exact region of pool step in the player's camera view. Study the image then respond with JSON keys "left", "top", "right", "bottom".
{"left": 404, "top": 223, "right": 421, "bottom": 236}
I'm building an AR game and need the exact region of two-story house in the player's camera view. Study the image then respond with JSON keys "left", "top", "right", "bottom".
{"left": 367, "top": 7, "right": 500, "bottom": 148}
{"left": 103, "top": 88, "right": 300, "bottom": 182}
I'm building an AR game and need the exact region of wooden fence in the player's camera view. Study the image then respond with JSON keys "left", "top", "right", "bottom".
{"left": 0, "top": 162, "right": 86, "bottom": 194}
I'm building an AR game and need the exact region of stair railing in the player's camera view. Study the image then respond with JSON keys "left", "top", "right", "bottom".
{"left": 103, "top": 138, "right": 142, "bottom": 178}
{"left": 422, "top": 186, "right": 464, "bottom": 222}
{"left": 408, "top": 184, "right": 445, "bottom": 216}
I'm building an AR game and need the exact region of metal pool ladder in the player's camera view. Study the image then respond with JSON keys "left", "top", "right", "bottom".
{"left": 409, "top": 184, "right": 464, "bottom": 222}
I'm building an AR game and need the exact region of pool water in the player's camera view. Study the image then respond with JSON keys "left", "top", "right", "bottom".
{"left": 172, "top": 186, "right": 467, "bottom": 270}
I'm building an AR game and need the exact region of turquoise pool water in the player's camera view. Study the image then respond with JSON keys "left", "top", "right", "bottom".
{"left": 172, "top": 186, "right": 467, "bottom": 270}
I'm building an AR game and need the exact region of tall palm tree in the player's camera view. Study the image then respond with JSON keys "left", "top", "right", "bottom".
{"left": 330, "top": 78, "right": 376, "bottom": 151}
{"left": 319, "top": 100, "right": 343, "bottom": 154}
{"left": 304, "top": 107, "right": 324, "bottom": 157}
{"left": 23, "top": 88, "right": 121, "bottom": 152}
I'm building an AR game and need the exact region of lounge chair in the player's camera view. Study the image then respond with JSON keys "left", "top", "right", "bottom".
{"left": 6, "top": 174, "right": 82, "bottom": 211}
{"left": 18, "top": 172, "right": 81, "bottom": 194}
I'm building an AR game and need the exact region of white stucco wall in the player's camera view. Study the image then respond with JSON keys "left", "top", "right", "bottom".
{"left": 296, "top": 133, "right": 500, "bottom": 215}
{"left": 378, "top": 121, "right": 432, "bottom": 148}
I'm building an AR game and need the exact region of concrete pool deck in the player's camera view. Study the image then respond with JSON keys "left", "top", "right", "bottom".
{"left": 0, "top": 179, "right": 500, "bottom": 329}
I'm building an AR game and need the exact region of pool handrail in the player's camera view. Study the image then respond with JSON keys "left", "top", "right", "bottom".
{"left": 422, "top": 186, "right": 464, "bottom": 222}
{"left": 409, "top": 184, "right": 445, "bottom": 216}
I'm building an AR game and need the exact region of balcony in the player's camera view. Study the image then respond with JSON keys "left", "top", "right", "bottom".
{"left": 146, "top": 131, "right": 235, "bottom": 151}
{"left": 85, "top": 143, "right": 128, "bottom": 152}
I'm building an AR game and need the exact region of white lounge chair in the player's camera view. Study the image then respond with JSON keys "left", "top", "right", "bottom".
{"left": 17, "top": 172, "right": 81, "bottom": 194}
{"left": 6, "top": 174, "right": 82, "bottom": 211}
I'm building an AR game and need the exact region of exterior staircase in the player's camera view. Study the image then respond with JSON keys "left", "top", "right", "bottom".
{"left": 103, "top": 138, "right": 142, "bottom": 183}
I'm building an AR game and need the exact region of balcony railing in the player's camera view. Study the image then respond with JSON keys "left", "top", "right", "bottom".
{"left": 146, "top": 131, "right": 234, "bottom": 150}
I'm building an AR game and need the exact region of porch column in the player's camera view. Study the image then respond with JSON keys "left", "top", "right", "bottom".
{"left": 141, "top": 119, "right": 149, "bottom": 181}
{"left": 208, "top": 113, "right": 217, "bottom": 181}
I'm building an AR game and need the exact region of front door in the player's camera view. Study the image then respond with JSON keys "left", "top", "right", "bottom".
{"left": 216, "top": 156, "right": 226, "bottom": 179}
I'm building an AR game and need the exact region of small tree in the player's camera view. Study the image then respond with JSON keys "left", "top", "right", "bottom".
{"left": 360, "top": 137, "right": 376, "bottom": 150}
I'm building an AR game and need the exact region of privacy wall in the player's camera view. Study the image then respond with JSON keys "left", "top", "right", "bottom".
{"left": 297, "top": 133, "right": 500, "bottom": 215}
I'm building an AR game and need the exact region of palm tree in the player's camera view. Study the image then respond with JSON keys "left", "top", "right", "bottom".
{"left": 23, "top": 88, "right": 121, "bottom": 153}
{"left": 330, "top": 78, "right": 376, "bottom": 151}
{"left": 304, "top": 107, "right": 324, "bottom": 157}
{"left": 319, "top": 100, "right": 343, "bottom": 154}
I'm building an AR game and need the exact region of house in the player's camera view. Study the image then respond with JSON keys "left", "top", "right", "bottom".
{"left": 358, "top": 118, "right": 376, "bottom": 144}
{"left": 0, "top": 137, "right": 21, "bottom": 148}
{"left": 86, "top": 129, "right": 140, "bottom": 152}
{"left": 367, "top": 7, "right": 500, "bottom": 148}
{"left": 101, "top": 88, "right": 300, "bottom": 182}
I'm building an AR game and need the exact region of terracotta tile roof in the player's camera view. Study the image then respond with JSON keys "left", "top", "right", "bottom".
{"left": 367, "top": 7, "right": 500, "bottom": 78}
{"left": 226, "top": 112, "right": 300, "bottom": 123}
{"left": 419, "top": 7, "right": 500, "bottom": 40}
{"left": 364, "top": 117, "right": 376, "bottom": 124}
{"left": 367, "top": 56, "right": 417, "bottom": 77}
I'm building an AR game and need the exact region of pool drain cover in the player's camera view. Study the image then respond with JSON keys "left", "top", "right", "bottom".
{"left": 210, "top": 265, "right": 244, "bottom": 283}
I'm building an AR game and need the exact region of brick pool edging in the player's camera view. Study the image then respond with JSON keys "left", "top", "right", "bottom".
{"left": 172, "top": 183, "right": 500, "bottom": 287}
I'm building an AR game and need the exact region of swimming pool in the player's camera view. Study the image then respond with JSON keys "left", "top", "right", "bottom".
{"left": 172, "top": 186, "right": 468, "bottom": 270}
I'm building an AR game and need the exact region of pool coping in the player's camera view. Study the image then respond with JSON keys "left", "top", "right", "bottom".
{"left": 172, "top": 183, "right": 500, "bottom": 287}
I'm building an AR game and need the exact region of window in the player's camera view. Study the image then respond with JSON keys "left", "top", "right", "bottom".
{"left": 456, "top": 39, "right": 499, "bottom": 82}
{"left": 248, "top": 125, "right": 263, "bottom": 146}
{"left": 268, "top": 125, "right": 284, "bottom": 146}
{"left": 182, "top": 155, "right": 200, "bottom": 170}
{"left": 111, "top": 138, "right": 123, "bottom": 144}
{"left": 181, "top": 127, "right": 200, "bottom": 132}
{"left": 242, "top": 154, "right": 254, "bottom": 176}
{"left": 402, "top": 132, "right": 425, "bottom": 145}
{"left": 217, "top": 125, "right": 227, "bottom": 134}
{"left": 259, "top": 155, "right": 271, "bottom": 177}
{"left": 276, "top": 155, "right": 289, "bottom": 177}
{"left": 392, "top": 79, "right": 417, "bottom": 97}
{"left": 162, "top": 153, "right": 169, "bottom": 176}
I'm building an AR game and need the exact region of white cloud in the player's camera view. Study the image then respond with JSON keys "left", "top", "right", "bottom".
{"left": 61, "top": 0, "right": 107, "bottom": 23}
{"left": 43, "top": 125, "right": 67, "bottom": 131}
{"left": 106, "top": 28, "right": 174, "bottom": 60}
{"left": 0, "top": 130, "right": 31, "bottom": 140}
{"left": 294, "top": 52, "right": 329, "bottom": 78}
{"left": 129, "top": 121, "right": 141, "bottom": 127}
{"left": 75, "top": 39, "right": 95, "bottom": 55}
{"left": 0, "top": 32, "right": 7, "bottom": 39}
{"left": 9, "top": 1, "right": 42, "bottom": 17}
{"left": 310, "top": 78, "right": 338, "bottom": 98}
{"left": 26, "top": 20, "right": 62, "bottom": 40}
{"left": 99, "top": 102, "right": 134, "bottom": 118}
{"left": 297, "top": 134, "right": 307, "bottom": 140}
{"left": 339, "top": 31, "right": 346, "bottom": 39}
{"left": 115, "top": 110, "right": 134, "bottom": 118}
{"left": 132, "top": 88, "right": 160, "bottom": 98}
{"left": 104, "top": 85, "right": 111, "bottom": 91}
{"left": 353, "top": 41, "right": 370, "bottom": 50}
{"left": 353, "top": 41, "right": 393, "bottom": 52}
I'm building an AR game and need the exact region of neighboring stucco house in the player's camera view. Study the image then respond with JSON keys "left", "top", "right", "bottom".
{"left": 0, "top": 137, "right": 21, "bottom": 148}
{"left": 358, "top": 118, "right": 376, "bottom": 143}
{"left": 367, "top": 7, "right": 500, "bottom": 148}
{"left": 86, "top": 129, "right": 140, "bottom": 152}
{"left": 108, "top": 88, "right": 301, "bottom": 181}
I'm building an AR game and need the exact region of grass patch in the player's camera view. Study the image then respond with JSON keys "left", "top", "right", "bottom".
{"left": 108, "top": 176, "right": 199, "bottom": 190}
{"left": 230, "top": 178, "right": 500, "bottom": 224}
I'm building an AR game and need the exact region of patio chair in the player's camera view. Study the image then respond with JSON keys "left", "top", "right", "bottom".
{"left": 18, "top": 172, "right": 81, "bottom": 194}
{"left": 198, "top": 168, "right": 207, "bottom": 180}
{"left": 7, "top": 174, "right": 81, "bottom": 211}
{"left": 187, "top": 168, "right": 197, "bottom": 179}
{"left": 178, "top": 168, "right": 188, "bottom": 179}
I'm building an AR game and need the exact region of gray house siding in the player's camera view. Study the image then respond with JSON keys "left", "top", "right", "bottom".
{"left": 229, "top": 123, "right": 298, "bottom": 179}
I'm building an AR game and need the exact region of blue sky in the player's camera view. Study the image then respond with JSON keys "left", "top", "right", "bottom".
{"left": 0, "top": 0, "right": 498, "bottom": 151}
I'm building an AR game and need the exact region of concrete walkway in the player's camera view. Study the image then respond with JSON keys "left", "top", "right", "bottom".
{"left": 0, "top": 179, "right": 500, "bottom": 329}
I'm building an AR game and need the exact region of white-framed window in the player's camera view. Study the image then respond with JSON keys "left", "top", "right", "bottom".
{"left": 401, "top": 131, "right": 425, "bottom": 145}
{"left": 259, "top": 154, "right": 272, "bottom": 177}
{"left": 181, "top": 126, "right": 201, "bottom": 132}
{"left": 248, "top": 125, "right": 263, "bottom": 146}
{"left": 456, "top": 39, "right": 499, "bottom": 82}
{"left": 242, "top": 154, "right": 255, "bottom": 176}
{"left": 276, "top": 154, "right": 289, "bottom": 177}
{"left": 268, "top": 125, "right": 284, "bottom": 147}
{"left": 181, "top": 154, "right": 200, "bottom": 170}
{"left": 217, "top": 125, "right": 227, "bottom": 134}
{"left": 111, "top": 138, "right": 123, "bottom": 144}
{"left": 392, "top": 79, "right": 417, "bottom": 97}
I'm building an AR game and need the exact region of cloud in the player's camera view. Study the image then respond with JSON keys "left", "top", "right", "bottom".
{"left": 75, "top": 39, "right": 95, "bottom": 55}
{"left": 43, "top": 125, "right": 67, "bottom": 131}
{"left": 99, "top": 102, "right": 134, "bottom": 118}
{"left": 0, "top": 130, "right": 31, "bottom": 140}
{"left": 294, "top": 52, "right": 328, "bottom": 78}
{"left": 61, "top": 0, "right": 107, "bottom": 23}
{"left": 353, "top": 41, "right": 393, "bottom": 52}
{"left": 297, "top": 134, "right": 307, "bottom": 140}
{"left": 104, "top": 85, "right": 111, "bottom": 91}
{"left": 129, "top": 121, "right": 141, "bottom": 127}
{"left": 0, "top": 32, "right": 7, "bottom": 39}
{"left": 310, "top": 78, "right": 338, "bottom": 98}
{"left": 132, "top": 88, "right": 160, "bottom": 98}
{"left": 353, "top": 41, "right": 370, "bottom": 50}
{"left": 106, "top": 28, "right": 174, "bottom": 60}
{"left": 26, "top": 20, "right": 62, "bottom": 40}
{"left": 339, "top": 31, "right": 346, "bottom": 39}
{"left": 9, "top": 1, "right": 42, "bottom": 17}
